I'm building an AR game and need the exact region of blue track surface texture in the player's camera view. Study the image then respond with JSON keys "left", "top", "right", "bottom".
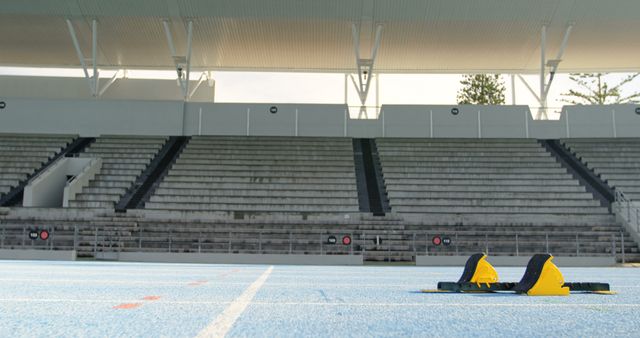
{"left": 0, "top": 260, "right": 638, "bottom": 337}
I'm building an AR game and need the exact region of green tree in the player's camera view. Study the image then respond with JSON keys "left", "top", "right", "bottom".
{"left": 457, "top": 74, "right": 506, "bottom": 105}
{"left": 562, "top": 73, "right": 640, "bottom": 105}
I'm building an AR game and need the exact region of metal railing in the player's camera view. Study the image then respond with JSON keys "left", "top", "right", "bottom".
{"left": 413, "top": 231, "right": 622, "bottom": 258}
{"left": 0, "top": 224, "right": 629, "bottom": 261}
{"left": 131, "top": 227, "right": 359, "bottom": 256}
{"left": 615, "top": 190, "right": 640, "bottom": 234}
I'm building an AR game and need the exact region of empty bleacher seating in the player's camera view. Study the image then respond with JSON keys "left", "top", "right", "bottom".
{"left": 144, "top": 136, "right": 360, "bottom": 215}
{"left": 68, "top": 136, "right": 167, "bottom": 209}
{"left": 563, "top": 138, "right": 640, "bottom": 201}
{"left": 0, "top": 134, "right": 73, "bottom": 198}
{"left": 376, "top": 138, "right": 613, "bottom": 226}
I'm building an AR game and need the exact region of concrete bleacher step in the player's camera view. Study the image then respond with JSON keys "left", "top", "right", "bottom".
{"left": 144, "top": 202, "right": 360, "bottom": 213}
{"left": 92, "top": 174, "right": 138, "bottom": 182}
{"left": 173, "top": 160, "right": 354, "bottom": 167}
{"left": 388, "top": 191, "right": 594, "bottom": 200}
{"left": 73, "top": 193, "right": 121, "bottom": 202}
{"left": 393, "top": 206, "right": 609, "bottom": 214}
{"left": 178, "top": 154, "right": 354, "bottom": 161}
{"left": 153, "top": 188, "right": 357, "bottom": 198}
{"left": 383, "top": 178, "right": 580, "bottom": 186}
{"left": 83, "top": 153, "right": 155, "bottom": 159}
{"left": 402, "top": 213, "right": 617, "bottom": 227}
{"left": 148, "top": 195, "right": 358, "bottom": 205}
{"left": 0, "top": 161, "right": 46, "bottom": 168}
{"left": 0, "top": 173, "right": 28, "bottom": 180}
{"left": 100, "top": 163, "right": 148, "bottom": 170}
{"left": 180, "top": 149, "right": 353, "bottom": 156}
{"left": 381, "top": 162, "right": 562, "bottom": 169}
{"left": 385, "top": 185, "right": 587, "bottom": 193}
{"left": 97, "top": 169, "right": 143, "bottom": 176}
{"left": 383, "top": 173, "right": 573, "bottom": 180}
{"left": 169, "top": 164, "right": 354, "bottom": 172}
{"left": 68, "top": 201, "right": 116, "bottom": 209}
{"left": 381, "top": 166, "right": 569, "bottom": 174}
{"left": 164, "top": 171, "right": 355, "bottom": 180}
{"left": 378, "top": 157, "right": 559, "bottom": 165}
{"left": 159, "top": 181, "right": 356, "bottom": 190}
{"left": 390, "top": 198, "right": 601, "bottom": 208}
{"left": 606, "top": 179, "right": 640, "bottom": 187}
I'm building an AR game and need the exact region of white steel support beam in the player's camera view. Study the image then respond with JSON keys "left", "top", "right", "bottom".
{"left": 163, "top": 19, "right": 194, "bottom": 100}
{"left": 543, "top": 24, "right": 573, "bottom": 101}
{"left": 350, "top": 23, "right": 383, "bottom": 117}
{"left": 98, "top": 69, "right": 124, "bottom": 97}
{"left": 534, "top": 23, "right": 573, "bottom": 119}
{"left": 540, "top": 25, "right": 546, "bottom": 118}
{"left": 66, "top": 18, "right": 99, "bottom": 97}
{"left": 92, "top": 19, "right": 98, "bottom": 97}
{"left": 517, "top": 75, "right": 541, "bottom": 103}
{"left": 188, "top": 71, "right": 214, "bottom": 100}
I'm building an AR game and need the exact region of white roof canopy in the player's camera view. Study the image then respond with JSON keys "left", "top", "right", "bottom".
{"left": 1, "top": 0, "right": 640, "bottom": 73}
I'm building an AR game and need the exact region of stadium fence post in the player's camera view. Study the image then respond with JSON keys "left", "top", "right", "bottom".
{"left": 73, "top": 226, "right": 78, "bottom": 251}
{"left": 545, "top": 233, "right": 549, "bottom": 254}
{"left": 621, "top": 231, "right": 626, "bottom": 264}
{"left": 198, "top": 232, "right": 202, "bottom": 253}
{"left": 412, "top": 233, "right": 416, "bottom": 255}
{"left": 362, "top": 232, "right": 366, "bottom": 254}
{"left": 575, "top": 233, "right": 579, "bottom": 256}
{"left": 320, "top": 232, "right": 323, "bottom": 255}
{"left": 138, "top": 224, "right": 142, "bottom": 249}
{"left": 168, "top": 229, "right": 172, "bottom": 252}
{"left": 484, "top": 234, "right": 489, "bottom": 255}
{"left": 425, "top": 232, "right": 428, "bottom": 255}
{"left": 636, "top": 209, "right": 639, "bottom": 232}
{"left": 93, "top": 227, "right": 98, "bottom": 254}
{"left": 289, "top": 231, "right": 292, "bottom": 254}
{"left": 387, "top": 230, "right": 390, "bottom": 262}
{"left": 228, "top": 231, "right": 231, "bottom": 253}
{"left": 49, "top": 227, "right": 53, "bottom": 250}
{"left": 0, "top": 227, "right": 4, "bottom": 248}
{"left": 611, "top": 234, "right": 616, "bottom": 259}
{"left": 455, "top": 232, "right": 458, "bottom": 255}
{"left": 515, "top": 233, "right": 519, "bottom": 256}
{"left": 22, "top": 226, "right": 25, "bottom": 247}
{"left": 350, "top": 232, "right": 353, "bottom": 255}
{"left": 258, "top": 231, "right": 262, "bottom": 253}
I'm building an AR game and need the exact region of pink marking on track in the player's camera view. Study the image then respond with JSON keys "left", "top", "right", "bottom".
{"left": 188, "top": 280, "right": 209, "bottom": 286}
{"left": 113, "top": 303, "right": 142, "bottom": 309}
{"left": 142, "top": 296, "right": 161, "bottom": 301}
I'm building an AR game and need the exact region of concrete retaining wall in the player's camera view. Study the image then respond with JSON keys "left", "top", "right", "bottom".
{"left": 116, "top": 252, "right": 364, "bottom": 265}
{"left": 1, "top": 97, "right": 639, "bottom": 138}
{"left": 0, "top": 249, "right": 76, "bottom": 261}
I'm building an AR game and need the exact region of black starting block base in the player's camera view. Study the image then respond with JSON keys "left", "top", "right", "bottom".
{"left": 428, "top": 281, "right": 611, "bottom": 294}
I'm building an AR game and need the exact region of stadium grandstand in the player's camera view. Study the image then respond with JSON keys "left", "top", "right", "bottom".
{"left": 0, "top": 0, "right": 639, "bottom": 264}
{"left": 1, "top": 1, "right": 640, "bottom": 336}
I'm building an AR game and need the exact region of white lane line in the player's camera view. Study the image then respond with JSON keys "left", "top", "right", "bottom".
{"left": 196, "top": 266, "right": 273, "bottom": 338}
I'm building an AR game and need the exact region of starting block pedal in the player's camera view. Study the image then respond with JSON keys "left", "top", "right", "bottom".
{"left": 422, "top": 253, "right": 614, "bottom": 296}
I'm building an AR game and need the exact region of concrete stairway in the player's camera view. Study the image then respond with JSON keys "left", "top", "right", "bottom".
{"left": 0, "top": 134, "right": 74, "bottom": 198}
{"left": 144, "top": 136, "right": 360, "bottom": 216}
{"left": 376, "top": 138, "right": 613, "bottom": 226}
{"left": 68, "top": 136, "right": 168, "bottom": 209}
{"left": 563, "top": 138, "right": 640, "bottom": 200}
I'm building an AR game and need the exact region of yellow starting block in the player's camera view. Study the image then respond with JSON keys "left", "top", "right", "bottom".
{"left": 422, "top": 253, "right": 615, "bottom": 296}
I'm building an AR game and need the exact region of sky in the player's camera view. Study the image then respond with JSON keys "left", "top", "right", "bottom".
{"left": 1, "top": 67, "right": 639, "bottom": 120}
